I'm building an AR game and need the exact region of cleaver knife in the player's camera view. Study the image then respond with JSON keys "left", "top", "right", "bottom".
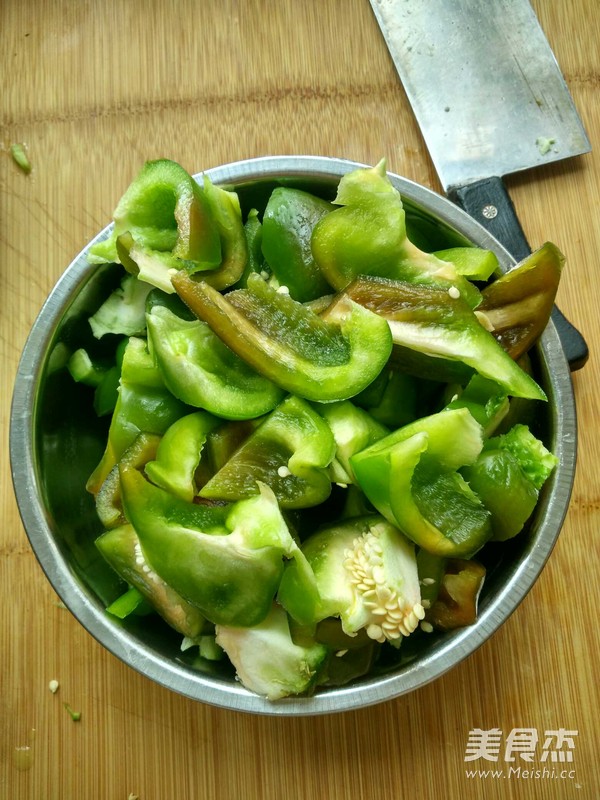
{"left": 369, "top": 0, "right": 591, "bottom": 369}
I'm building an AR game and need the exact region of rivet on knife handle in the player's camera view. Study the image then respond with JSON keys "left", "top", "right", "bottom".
{"left": 451, "top": 177, "right": 589, "bottom": 371}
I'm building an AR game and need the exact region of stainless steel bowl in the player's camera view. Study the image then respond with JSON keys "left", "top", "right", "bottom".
{"left": 10, "top": 156, "right": 576, "bottom": 715}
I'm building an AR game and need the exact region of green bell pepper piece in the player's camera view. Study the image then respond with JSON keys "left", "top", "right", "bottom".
{"left": 200, "top": 395, "right": 335, "bottom": 509}
{"left": 87, "top": 337, "right": 188, "bottom": 495}
{"left": 425, "top": 558, "right": 486, "bottom": 631}
{"left": 351, "top": 408, "right": 492, "bottom": 558}
{"left": 120, "top": 466, "right": 299, "bottom": 627}
{"left": 88, "top": 273, "right": 152, "bottom": 338}
{"left": 89, "top": 159, "right": 222, "bottom": 274}
{"left": 92, "top": 337, "right": 129, "bottom": 417}
{"left": 234, "top": 208, "right": 266, "bottom": 288}
{"left": 115, "top": 233, "right": 179, "bottom": 295}
{"left": 317, "top": 640, "right": 377, "bottom": 688}
{"left": 10, "top": 142, "right": 32, "bottom": 174}
{"left": 66, "top": 344, "right": 121, "bottom": 418}
{"left": 433, "top": 247, "right": 499, "bottom": 282}
{"left": 144, "top": 411, "right": 220, "bottom": 502}
{"left": 93, "top": 365, "right": 121, "bottom": 417}
{"left": 89, "top": 160, "right": 249, "bottom": 292}
{"left": 145, "top": 285, "right": 196, "bottom": 320}
{"left": 445, "top": 374, "right": 509, "bottom": 436}
{"left": 96, "top": 463, "right": 124, "bottom": 529}
{"left": 96, "top": 523, "right": 207, "bottom": 638}
{"left": 215, "top": 603, "right": 328, "bottom": 700}
{"left": 261, "top": 187, "right": 333, "bottom": 301}
{"left": 462, "top": 450, "right": 539, "bottom": 541}
{"left": 313, "top": 617, "right": 373, "bottom": 651}
{"left": 67, "top": 348, "right": 108, "bottom": 387}
{"left": 204, "top": 418, "right": 263, "bottom": 473}
{"left": 95, "top": 432, "right": 161, "bottom": 529}
{"left": 416, "top": 548, "right": 446, "bottom": 609}
{"left": 356, "top": 368, "right": 421, "bottom": 429}
{"left": 410, "top": 464, "right": 492, "bottom": 556}
{"left": 485, "top": 423, "right": 558, "bottom": 490}
{"left": 146, "top": 304, "right": 284, "bottom": 420}
{"left": 172, "top": 271, "right": 393, "bottom": 403}
{"left": 278, "top": 515, "right": 424, "bottom": 643}
{"left": 478, "top": 242, "right": 563, "bottom": 361}
{"left": 461, "top": 423, "right": 557, "bottom": 541}
{"left": 197, "top": 175, "right": 249, "bottom": 290}
{"left": 314, "top": 400, "right": 389, "bottom": 485}
{"left": 105, "top": 586, "right": 148, "bottom": 619}
{"left": 343, "top": 275, "right": 546, "bottom": 401}
{"left": 194, "top": 635, "right": 225, "bottom": 662}
{"left": 311, "top": 159, "right": 481, "bottom": 307}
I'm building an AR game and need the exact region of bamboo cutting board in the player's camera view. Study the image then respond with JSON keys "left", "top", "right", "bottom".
{"left": 1, "top": 1, "right": 599, "bottom": 798}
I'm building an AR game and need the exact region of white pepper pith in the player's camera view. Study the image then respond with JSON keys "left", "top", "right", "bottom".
{"left": 343, "top": 529, "right": 425, "bottom": 644}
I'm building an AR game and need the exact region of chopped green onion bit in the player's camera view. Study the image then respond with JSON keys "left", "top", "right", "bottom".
{"left": 10, "top": 143, "right": 32, "bottom": 174}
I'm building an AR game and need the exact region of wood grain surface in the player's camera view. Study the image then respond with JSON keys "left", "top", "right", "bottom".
{"left": 1, "top": 1, "right": 599, "bottom": 798}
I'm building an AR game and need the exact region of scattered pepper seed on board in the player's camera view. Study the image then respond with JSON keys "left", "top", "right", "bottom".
{"left": 48, "top": 679, "right": 59, "bottom": 694}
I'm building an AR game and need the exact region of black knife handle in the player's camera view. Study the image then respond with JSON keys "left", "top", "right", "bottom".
{"left": 450, "top": 176, "right": 588, "bottom": 371}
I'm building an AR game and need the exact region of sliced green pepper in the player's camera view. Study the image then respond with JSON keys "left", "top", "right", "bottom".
{"left": 445, "top": 374, "right": 509, "bottom": 436}
{"left": 278, "top": 515, "right": 424, "bottom": 643}
{"left": 317, "top": 640, "right": 377, "bottom": 688}
{"left": 313, "top": 618, "right": 373, "bottom": 651}
{"left": 342, "top": 275, "right": 546, "bottom": 401}
{"left": 172, "top": 271, "right": 392, "bottom": 403}
{"left": 311, "top": 160, "right": 481, "bottom": 307}
{"left": 485, "top": 423, "right": 558, "bottom": 490}
{"left": 89, "top": 160, "right": 249, "bottom": 292}
{"left": 105, "top": 586, "right": 148, "bottom": 619}
{"left": 67, "top": 348, "right": 109, "bottom": 387}
{"left": 92, "top": 338, "right": 129, "bottom": 417}
{"left": 10, "top": 142, "right": 32, "bottom": 174}
{"left": 416, "top": 548, "right": 446, "bottom": 609}
{"left": 95, "top": 432, "right": 161, "bottom": 529}
{"left": 461, "top": 422, "right": 557, "bottom": 541}
{"left": 261, "top": 187, "right": 333, "bottom": 301}
{"left": 355, "top": 367, "right": 421, "bottom": 429}
{"left": 478, "top": 242, "right": 563, "bottom": 360}
{"left": 200, "top": 395, "right": 335, "bottom": 509}
{"left": 115, "top": 233, "right": 178, "bottom": 294}
{"left": 197, "top": 175, "right": 249, "bottom": 290}
{"left": 204, "top": 418, "right": 263, "bottom": 473}
{"left": 433, "top": 246, "right": 499, "bottom": 282}
{"left": 89, "top": 159, "right": 221, "bottom": 274}
{"left": 87, "top": 337, "right": 188, "bottom": 495}
{"left": 146, "top": 304, "right": 284, "bottom": 419}
{"left": 215, "top": 603, "right": 328, "bottom": 700}
{"left": 120, "top": 466, "right": 298, "bottom": 627}
{"left": 88, "top": 273, "right": 152, "bottom": 338}
{"left": 351, "top": 408, "right": 492, "bottom": 558}
{"left": 96, "top": 464, "right": 125, "bottom": 529}
{"left": 462, "top": 450, "right": 539, "bottom": 541}
{"left": 314, "top": 400, "right": 389, "bottom": 485}
{"left": 93, "top": 365, "right": 121, "bottom": 417}
{"left": 425, "top": 558, "right": 486, "bottom": 631}
{"left": 144, "top": 411, "right": 220, "bottom": 502}
{"left": 234, "top": 208, "right": 266, "bottom": 288}
{"left": 96, "top": 523, "right": 206, "bottom": 638}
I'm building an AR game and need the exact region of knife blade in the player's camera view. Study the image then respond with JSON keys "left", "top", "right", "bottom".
{"left": 370, "top": 0, "right": 590, "bottom": 369}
